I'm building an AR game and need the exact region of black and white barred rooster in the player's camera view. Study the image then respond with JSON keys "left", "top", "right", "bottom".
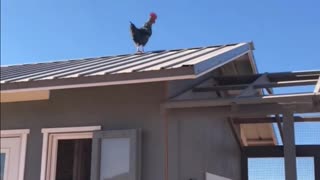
{"left": 130, "top": 13, "right": 157, "bottom": 53}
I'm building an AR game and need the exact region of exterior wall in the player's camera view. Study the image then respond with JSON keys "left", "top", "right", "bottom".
{"left": 166, "top": 71, "right": 241, "bottom": 180}
{"left": 1, "top": 81, "right": 241, "bottom": 180}
{"left": 168, "top": 108, "right": 241, "bottom": 180}
{"left": 1, "top": 82, "right": 166, "bottom": 180}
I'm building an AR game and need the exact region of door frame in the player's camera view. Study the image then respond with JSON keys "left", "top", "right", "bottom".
{"left": 0, "top": 129, "right": 30, "bottom": 180}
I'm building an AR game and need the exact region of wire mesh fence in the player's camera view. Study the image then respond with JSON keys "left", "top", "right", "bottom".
{"left": 272, "top": 117, "right": 320, "bottom": 146}
{"left": 248, "top": 157, "right": 315, "bottom": 180}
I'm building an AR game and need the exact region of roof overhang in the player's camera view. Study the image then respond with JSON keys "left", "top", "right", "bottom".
{"left": 1, "top": 67, "right": 196, "bottom": 93}
{"left": 1, "top": 42, "right": 253, "bottom": 93}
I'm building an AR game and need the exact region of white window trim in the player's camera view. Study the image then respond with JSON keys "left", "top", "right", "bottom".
{"left": 40, "top": 126, "right": 101, "bottom": 180}
{"left": 0, "top": 129, "right": 30, "bottom": 180}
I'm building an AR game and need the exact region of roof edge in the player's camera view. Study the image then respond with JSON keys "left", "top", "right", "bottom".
{"left": 1, "top": 67, "right": 196, "bottom": 93}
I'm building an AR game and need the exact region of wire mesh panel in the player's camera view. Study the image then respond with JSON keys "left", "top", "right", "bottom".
{"left": 249, "top": 158, "right": 285, "bottom": 180}
{"left": 297, "top": 157, "right": 315, "bottom": 180}
{"left": 248, "top": 157, "right": 314, "bottom": 180}
{"left": 272, "top": 121, "right": 320, "bottom": 146}
{"left": 295, "top": 122, "right": 320, "bottom": 145}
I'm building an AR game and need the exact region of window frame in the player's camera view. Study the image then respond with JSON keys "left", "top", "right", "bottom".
{"left": 1, "top": 148, "right": 10, "bottom": 180}
{"left": 0, "top": 129, "right": 30, "bottom": 180}
{"left": 40, "top": 126, "right": 101, "bottom": 180}
{"left": 90, "top": 129, "right": 141, "bottom": 180}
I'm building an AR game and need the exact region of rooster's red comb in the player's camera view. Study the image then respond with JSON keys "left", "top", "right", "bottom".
{"left": 150, "top": 12, "right": 157, "bottom": 20}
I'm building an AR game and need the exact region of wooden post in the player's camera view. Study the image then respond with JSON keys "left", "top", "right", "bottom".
{"left": 241, "top": 153, "right": 248, "bottom": 180}
{"left": 315, "top": 156, "right": 320, "bottom": 180}
{"left": 283, "top": 112, "right": 297, "bottom": 180}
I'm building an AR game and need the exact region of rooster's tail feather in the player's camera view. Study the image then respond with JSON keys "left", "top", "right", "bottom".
{"left": 130, "top": 21, "right": 137, "bottom": 36}
{"left": 130, "top": 22, "right": 137, "bottom": 30}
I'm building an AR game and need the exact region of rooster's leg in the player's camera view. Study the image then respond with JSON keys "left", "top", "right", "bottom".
{"left": 141, "top": 46, "right": 144, "bottom": 53}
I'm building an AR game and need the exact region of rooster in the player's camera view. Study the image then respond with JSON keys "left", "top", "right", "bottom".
{"left": 130, "top": 13, "right": 157, "bottom": 53}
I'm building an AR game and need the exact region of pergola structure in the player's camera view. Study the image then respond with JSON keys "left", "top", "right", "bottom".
{"left": 164, "top": 70, "right": 320, "bottom": 180}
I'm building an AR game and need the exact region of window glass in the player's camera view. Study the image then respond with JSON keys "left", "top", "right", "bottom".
{"left": 56, "top": 139, "right": 92, "bottom": 180}
{"left": 0, "top": 153, "right": 5, "bottom": 180}
{"left": 100, "top": 138, "right": 130, "bottom": 180}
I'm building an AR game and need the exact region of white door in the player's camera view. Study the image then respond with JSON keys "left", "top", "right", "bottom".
{"left": 0, "top": 137, "right": 21, "bottom": 180}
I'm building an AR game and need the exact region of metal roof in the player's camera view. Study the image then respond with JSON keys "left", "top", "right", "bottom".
{"left": 1, "top": 42, "right": 253, "bottom": 92}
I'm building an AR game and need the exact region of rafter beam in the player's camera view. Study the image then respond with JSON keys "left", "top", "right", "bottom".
{"left": 315, "top": 76, "right": 320, "bottom": 93}
{"left": 193, "top": 79, "right": 318, "bottom": 92}
{"left": 244, "top": 145, "right": 320, "bottom": 157}
{"left": 193, "top": 84, "right": 248, "bottom": 92}
{"left": 166, "top": 93, "right": 320, "bottom": 108}
{"left": 238, "top": 74, "right": 269, "bottom": 97}
{"left": 214, "top": 71, "right": 320, "bottom": 85}
{"left": 246, "top": 140, "right": 275, "bottom": 146}
{"left": 233, "top": 116, "right": 320, "bottom": 124}
{"left": 228, "top": 118, "right": 244, "bottom": 150}
{"left": 255, "top": 79, "right": 318, "bottom": 88}
{"left": 166, "top": 103, "right": 319, "bottom": 117}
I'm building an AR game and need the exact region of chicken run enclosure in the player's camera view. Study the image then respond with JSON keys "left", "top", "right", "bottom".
{"left": 164, "top": 70, "right": 320, "bottom": 180}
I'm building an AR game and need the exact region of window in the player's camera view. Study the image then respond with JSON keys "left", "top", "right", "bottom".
{"left": 0, "top": 151, "right": 7, "bottom": 180}
{"left": 0, "top": 129, "right": 30, "bottom": 180}
{"left": 91, "top": 129, "right": 141, "bottom": 180}
{"left": 40, "top": 126, "right": 141, "bottom": 180}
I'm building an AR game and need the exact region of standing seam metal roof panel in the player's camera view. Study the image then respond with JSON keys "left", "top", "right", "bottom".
{"left": 0, "top": 42, "right": 253, "bottom": 91}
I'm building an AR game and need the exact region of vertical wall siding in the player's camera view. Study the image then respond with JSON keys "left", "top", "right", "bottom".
{"left": 169, "top": 108, "right": 241, "bottom": 180}
{"left": 1, "top": 81, "right": 241, "bottom": 180}
{"left": 1, "top": 82, "right": 166, "bottom": 180}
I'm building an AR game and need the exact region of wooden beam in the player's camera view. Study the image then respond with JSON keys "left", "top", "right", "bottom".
{"left": 239, "top": 74, "right": 269, "bottom": 97}
{"left": 244, "top": 145, "right": 320, "bottom": 157}
{"left": 268, "top": 71, "right": 320, "bottom": 82}
{"left": 255, "top": 79, "right": 318, "bottom": 88}
{"left": 275, "top": 114, "right": 284, "bottom": 144}
{"left": 266, "top": 88, "right": 273, "bottom": 95}
{"left": 166, "top": 93, "right": 320, "bottom": 108}
{"left": 167, "top": 103, "right": 319, "bottom": 117}
{"left": 240, "top": 125, "right": 248, "bottom": 146}
{"left": 246, "top": 139, "right": 275, "bottom": 146}
{"left": 314, "top": 76, "right": 320, "bottom": 93}
{"left": 228, "top": 118, "right": 244, "bottom": 150}
{"left": 193, "top": 84, "right": 248, "bottom": 92}
{"left": 169, "top": 74, "right": 215, "bottom": 99}
{"left": 282, "top": 112, "right": 297, "bottom": 180}
{"left": 233, "top": 116, "right": 320, "bottom": 124}
{"left": 315, "top": 156, "right": 320, "bottom": 180}
{"left": 214, "top": 71, "right": 320, "bottom": 85}
{"left": 241, "top": 153, "right": 248, "bottom": 180}
{"left": 193, "top": 79, "right": 318, "bottom": 92}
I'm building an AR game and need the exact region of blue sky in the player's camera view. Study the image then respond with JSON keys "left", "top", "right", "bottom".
{"left": 1, "top": 0, "right": 320, "bottom": 179}
{"left": 1, "top": 0, "right": 320, "bottom": 73}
